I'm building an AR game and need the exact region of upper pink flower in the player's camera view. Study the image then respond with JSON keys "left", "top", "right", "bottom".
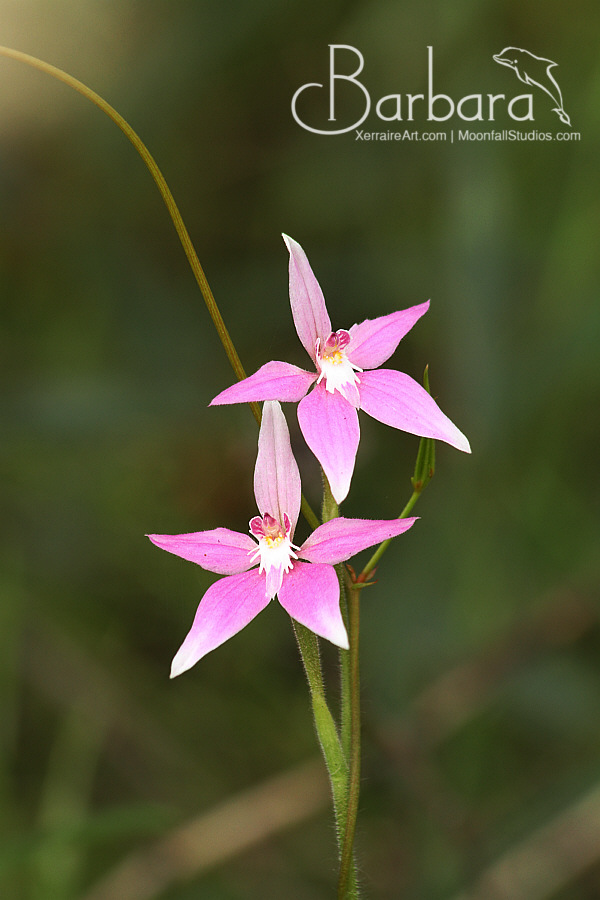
{"left": 211, "top": 236, "right": 471, "bottom": 503}
{"left": 148, "top": 402, "right": 417, "bottom": 677}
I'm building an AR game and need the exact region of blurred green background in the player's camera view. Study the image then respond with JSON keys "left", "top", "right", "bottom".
{"left": 1, "top": 2, "right": 599, "bottom": 898}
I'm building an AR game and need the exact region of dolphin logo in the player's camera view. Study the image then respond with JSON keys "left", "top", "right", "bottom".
{"left": 493, "top": 47, "right": 571, "bottom": 126}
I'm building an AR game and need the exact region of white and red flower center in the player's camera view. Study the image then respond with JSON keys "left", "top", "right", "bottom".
{"left": 315, "top": 330, "right": 362, "bottom": 397}
{"left": 248, "top": 512, "right": 299, "bottom": 598}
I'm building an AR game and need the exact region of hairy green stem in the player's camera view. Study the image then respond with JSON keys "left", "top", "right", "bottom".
{"left": 293, "top": 622, "right": 348, "bottom": 839}
{"left": 320, "top": 475, "right": 359, "bottom": 895}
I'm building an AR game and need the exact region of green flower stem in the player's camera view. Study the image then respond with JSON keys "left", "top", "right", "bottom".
{"left": 0, "top": 46, "right": 262, "bottom": 427}
{"left": 337, "top": 582, "right": 361, "bottom": 900}
{"left": 319, "top": 479, "right": 352, "bottom": 759}
{"left": 319, "top": 475, "right": 359, "bottom": 896}
{"left": 320, "top": 472, "right": 339, "bottom": 525}
{"left": 293, "top": 622, "right": 348, "bottom": 840}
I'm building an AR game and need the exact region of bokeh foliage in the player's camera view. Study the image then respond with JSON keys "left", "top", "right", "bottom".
{"left": 1, "top": 1, "right": 600, "bottom": 898}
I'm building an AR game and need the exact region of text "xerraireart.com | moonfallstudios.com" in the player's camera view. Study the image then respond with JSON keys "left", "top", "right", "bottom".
{"left": 354, "top": 128, "right": 581, "bottom": 142}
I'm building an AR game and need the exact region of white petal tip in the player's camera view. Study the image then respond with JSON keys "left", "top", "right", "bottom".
{"left": 457, "top": 434, "right": 472, "bottom": 454}
{"left": 282, "top": 233, "right": 301, "bottom": 254}
{"left": 314, "top": 625, "right": 349, "bottom": 650}
{"left": 170, "top": 653, "right": 194, "bottom": 679}
{"left": 332, "top": 486, "right": 349, "bottom": 504}
{"left": 326, "top": 472, "right": 351, "bottom": 505}
{"left": 325, "top": 623, "right": 350, "bottom": 650}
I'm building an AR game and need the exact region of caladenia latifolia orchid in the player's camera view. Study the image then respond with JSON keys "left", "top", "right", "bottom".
{"left": 148, "top": 401, "right": 416, "bottom": 675}
{"left": 211, "top": 235, "right": 471, "bottom": 502}
{"left": 3, "top": 45, "right": 471, "bottom": 898}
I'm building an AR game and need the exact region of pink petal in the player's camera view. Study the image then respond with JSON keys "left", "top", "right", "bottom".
{"left": 358, "top": 369, "right": 471, "bottom": 453}
{"left": 283, "top": 234, "right": 331, "bottom": 362}
{"left": 254, "top": 401, "right": 301, "bottom": 536}
{"left": 297, "top": 383, "right": 360, "bottom": 504}
{"left": 210, "top": 360, "right": 316, "bottom": 406}
{"left": 147, "top": 529, "right": 256, "bottom": 574}
{"left": 347, "top": 301, "right": 430, "bottom": 369}
{"left": 170, "top": 569, "right": 269, "bottom": 677}
{"left": 277, "top": 561, "right": 348, "bottom": 649}
{"left": 299, "top": 516, "right": 418, "bottom": 565}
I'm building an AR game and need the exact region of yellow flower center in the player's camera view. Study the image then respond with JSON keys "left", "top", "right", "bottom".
{"left": 324, "top": 349, "right": 344, "bottom": 365}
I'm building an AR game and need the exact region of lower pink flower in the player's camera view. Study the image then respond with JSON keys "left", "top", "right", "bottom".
{"left": 148, "top": 402, "right": 417, "bottom": 677}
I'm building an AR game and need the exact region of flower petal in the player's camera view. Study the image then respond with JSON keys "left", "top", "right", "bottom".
{"left": 299, "top": 516, "right": 418, "bottom": 565}
{"left": 210, "top": 360, "right": 316, "bottom": 406}
{"left": 283, "top": 234, "right": 331, "bottom": 362}
{"left": 277, "top": 561, "right": 348, "bottom": 649}
{"left": 358, "top": 369, "right": 471, "bottom": 453}
{"left": 254, "top": 401, "right": 301, "bottom": 536}
{"left": 297, "top": 383, "right": 360, "bottom": 504}
{"left": 170, "top": 569, "right": 269, "bottom": 677}
{"left": 147, "top": 529, "right": 256, "bottom": 574}
{"left": 347, "top": 301, "right": 430, "bottom": 369}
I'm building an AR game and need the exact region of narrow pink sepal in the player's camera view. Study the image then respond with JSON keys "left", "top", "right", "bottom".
{"left": 297, "top": 384, "right": 360, "bottom": 504}
{"left": 210, "top": 360, "right": 316, "bottom": 406}
{"left": 147, "top": 529, "right": 256, "bottom": 574}
{"left": 347, "top": 301, "right": 430, "bottom": 369}
{"left": 170, "top": 569, "right": 269, "bottom": 677}
{"left": 277, "top": 561, "right": 349, "bottom": 649}
{"left": 358, "top": 369, "right": 471, "bottom": 453}
{"left": 299, "top": 516, "right": 418, "bottom": 565}
{"left": 283, "top": 234, "right": 331, "bottom": 362}
{"left": 254, "top": 401, "right": 301, "bottom": 536}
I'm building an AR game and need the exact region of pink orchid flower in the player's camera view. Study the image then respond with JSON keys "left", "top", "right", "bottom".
{"left": 211, "top": 235, "right": 470, "bottom": 503}
{"left": 148, "top": 401, "right": 416, "bottom": 677}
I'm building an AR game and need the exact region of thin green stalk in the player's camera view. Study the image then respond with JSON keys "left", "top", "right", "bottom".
{"left": 359, "top": 374, "right": 435, "bottom": 581}
{"left": 337, "top": 583, "right": 361, "bottom": 899}
{"left": 359, "top": 489, "right": 421, "bottom": 581}
{"left": 301, "top": 494, "right": 321, "bottom": 532}
{"left": 0, "top": 45, "right": 262, "bottom": 427}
